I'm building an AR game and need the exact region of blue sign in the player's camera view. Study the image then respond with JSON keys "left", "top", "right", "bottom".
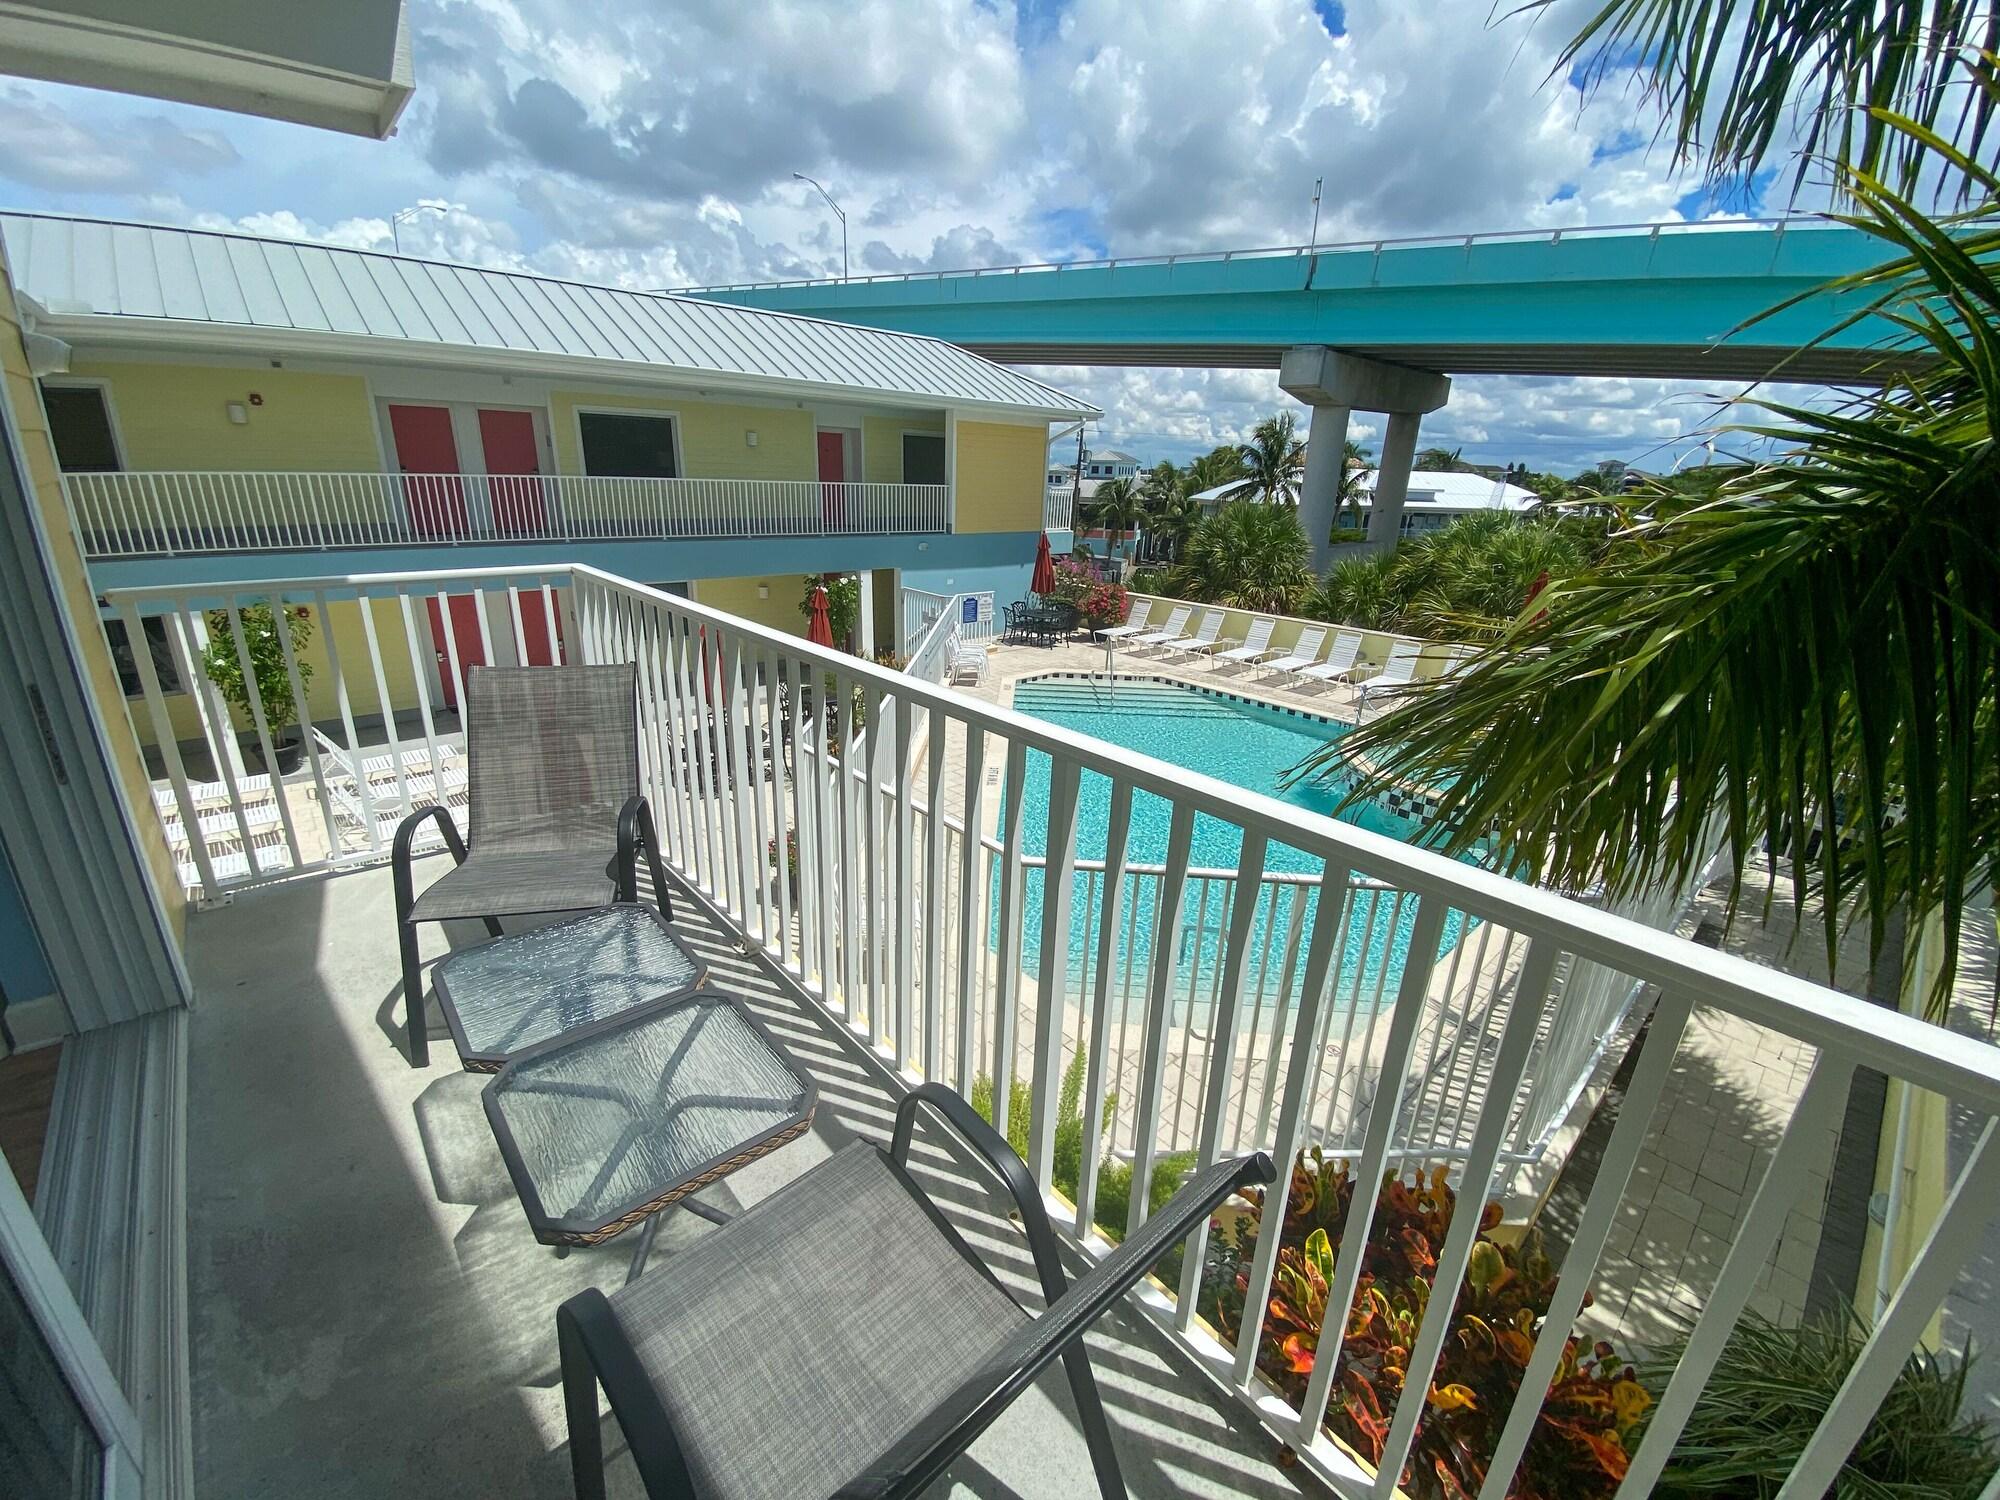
{"left": 961, "top": 597, "right": 980, "bottom": 625}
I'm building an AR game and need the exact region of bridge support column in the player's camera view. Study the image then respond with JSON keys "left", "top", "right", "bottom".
{"left": 1368, "top": 411, "right": 1424, "bottom": 552}
{"left": 1296, "top": 402, "right": 1351, "bottom": 575}
{"left": 1279, "top": 346, "right": 1450, "bottom": 571}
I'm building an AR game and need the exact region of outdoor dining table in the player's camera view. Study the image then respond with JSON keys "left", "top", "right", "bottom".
{"left": 429, "top": 903, "right": 706, "bottom": 1072}
{"left": 482, "top": 987, "right": 817, "bottom": 1281}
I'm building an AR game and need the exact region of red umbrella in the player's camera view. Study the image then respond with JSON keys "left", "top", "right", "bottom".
{"left": 806, "top": 583, "right": 836, "bottom": 649}
{"left": 1031, "top": 532, "right": 1057, "bottom": 596}
{"left": 1524, "top": 568, "right": 1551, "bottom": 626}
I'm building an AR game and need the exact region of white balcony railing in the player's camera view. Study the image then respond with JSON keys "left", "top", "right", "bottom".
{"left": 1046, "top": 482, "right": 1076, "bottom": 533}
{"left": 63, "top": 470, "right": 953, "bottom": 557}
{"left": 102, "top": 562, "right": 2000, "bottom": 1499}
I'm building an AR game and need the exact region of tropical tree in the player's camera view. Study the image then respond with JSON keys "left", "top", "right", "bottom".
{"left": 1169, "top": 501, "right": 1312, "bottom": 612}
{"left": 1147, "top": 491, "right": 1203, "bottom": 564}
{"left": 1085, "top": 476, "right": 1146, "bottom": 558}
{"left": 1413, "top": 445, "right": 1467, "bottom": 472}
{"left": 1186, "top": 446, "right": 1247, "bottom": 495}
{"left": 1227, "top": 413, "right": 1307, "bottom": 505}
{"left": 1311, "top": 23, "right": 2000, "bottom": 1013}
{"left": 1339, "top": 438, "right": 1373, "bottom": 505}
{"left": 1139, "top": 460, "right": 1183, "bottom": 510}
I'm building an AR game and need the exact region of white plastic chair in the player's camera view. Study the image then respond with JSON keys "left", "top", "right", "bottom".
{"left": 1096, "top": 599, "right": 1152, "bottom": 640}
{"left": 1160, "top": 611, "right": 1226, "bottom": 656}
{"left": 1128, "top": 603, "right": 1192, "bottom": 648}
{"left": 1211, "top": 617, "right": 1275, "bottom": 665}
{"left": 1261, "top": 625, "right": 1330, "bottom": 677}
{"left": 1356, "top": 639, "right": 1426, "bottom": 712}
{"left": 1294, "top": 631, "right": 1368, "bottom": 685}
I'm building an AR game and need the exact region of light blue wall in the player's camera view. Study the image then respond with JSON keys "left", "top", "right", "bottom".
{"left": 899, "top": 557, "right": 1037, "bottom": 605}
{"left": 88, "top": 530, "right": 1044, "bottom": 596}
{"left": 0, "top": 843, "right": 56, "bottom": 1009}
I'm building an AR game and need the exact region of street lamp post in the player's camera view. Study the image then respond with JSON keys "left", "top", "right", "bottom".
{"left": 792, "top": 172, "right": 848, "bottom": 281}
{"left": 392, "top": 203, "right": 449, "bottom": 253}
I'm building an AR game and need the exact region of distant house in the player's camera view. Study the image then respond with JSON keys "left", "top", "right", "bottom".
{"left": 1339, "top": 470, "right": 1539, "bottom": 535}
{"left": 1080, "top": 449, "right": 1140, "bottom": 482}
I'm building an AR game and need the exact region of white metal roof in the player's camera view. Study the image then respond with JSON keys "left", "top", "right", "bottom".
{"left": 1190, "top": 470, "right": 1539, "bottom": 511}
{"left": 0, "top": 211, "right": 1097, "bottom": 419}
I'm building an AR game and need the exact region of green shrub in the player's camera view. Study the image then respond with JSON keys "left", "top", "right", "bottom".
{"left": 199, "top": 604, "right": 313, "bottom": 731}
{"left": 1643, "top": 1308, "right": 1996, "bottom": 1499}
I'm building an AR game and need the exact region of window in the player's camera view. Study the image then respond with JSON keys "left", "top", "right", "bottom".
{"left": 41, "top": 385, "right": 119, "bottom": 471}
{"left": 577, "top": 411, "right": 679, "bottom": 479}
{"left": 0, "top": 1267, "right": 104, "bottom": 1499}
{"left": 104, "top": 617, "right": 181, "bottom": 698}
{"left": 900, "top": 433, "right": 946, "bottom": 486}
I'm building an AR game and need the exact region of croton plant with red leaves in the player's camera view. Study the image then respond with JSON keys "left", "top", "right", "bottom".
{"left": 1202, "top": 1150, "right": 1648, "bottom": 1500}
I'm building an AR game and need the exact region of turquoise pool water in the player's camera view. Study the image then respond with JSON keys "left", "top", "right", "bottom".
{"left": 1003, "top": 677, "right": 1473, "bottom": 1010}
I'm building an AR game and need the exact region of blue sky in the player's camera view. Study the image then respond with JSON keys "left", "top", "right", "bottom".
{"left": 0, "top": 0, "right": 1832, "bottom": 474}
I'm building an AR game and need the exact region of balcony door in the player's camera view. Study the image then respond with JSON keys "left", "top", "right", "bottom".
{"left": 476, "top": 409, "right": 545, "bottom": 536}
{"left": 386, "top": 404, "right": 465, "bottom": 539}
{"left": 817, "top": 430, "right": 848, "bottom": 528}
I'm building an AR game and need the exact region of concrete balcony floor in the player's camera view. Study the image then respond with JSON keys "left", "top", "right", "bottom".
{"left": 183, "top": 857, "right": 1317, "bottom": 1499}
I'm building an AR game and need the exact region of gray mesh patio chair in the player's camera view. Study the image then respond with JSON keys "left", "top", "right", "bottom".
{"left": 556, "top": 1082, "right": 1274, "bottom": 1500}
{"left": 393, "top": 664, "right": 669, "bottom": 1067}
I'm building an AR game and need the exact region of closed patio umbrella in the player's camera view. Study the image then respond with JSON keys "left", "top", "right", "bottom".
{"left": 806, "top": 583, "right": 836, "bottom": 649}
{"left": 1031, "top": 532, "right": 1057, "bottom": 596}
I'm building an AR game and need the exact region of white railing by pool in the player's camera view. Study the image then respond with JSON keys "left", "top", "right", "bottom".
{"left": 63, "top": 470, "right": 954, "bottom": 556}
{"left": 101, "top": 561, "right": 2000, "bottom": 1500}
{"left": 900, "top": 586, "right": 996, "bottom": 657}
{"left": 1046, "top": 482, "right": 1076, "bottom": 533}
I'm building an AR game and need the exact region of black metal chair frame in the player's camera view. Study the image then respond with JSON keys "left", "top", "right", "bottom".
{"left": 556, "top": 1082, "right": 1274, "bottom": 1500}
{"left": 391, "top": 666, "right": 673, "bottom": 1069}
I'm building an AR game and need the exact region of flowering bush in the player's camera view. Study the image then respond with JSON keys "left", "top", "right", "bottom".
{"left": 1045, "top": 557, "right": 1098, "bottom": 604}
{"left": 1202, "top": 1150, "right": 1646, "bottom": 1500}
{"left": 766, "top": 828, "right": 799, "bottom": 881}
{"left": 1077, "top": 580, "right": 1130, "bottom": 630}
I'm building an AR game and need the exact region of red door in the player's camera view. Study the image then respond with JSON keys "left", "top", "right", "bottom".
{"left": 817, "top": 430, "right": 846, "bottom": 529}
{"left": 478, "top": 408, "right": 546, "bottom": 536}
{"left": 425, "top": 594, "right": 488, "bottom": 710}
{"left": 389, "top": 404, "right": 466, "bottom": 538}
{"left": 517, "top": 586, "right": 565, "bottom": 666}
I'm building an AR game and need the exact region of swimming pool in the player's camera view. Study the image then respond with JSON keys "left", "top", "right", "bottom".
{"left": 1002, "top": 676, "right": 1474, "bottom": 1010}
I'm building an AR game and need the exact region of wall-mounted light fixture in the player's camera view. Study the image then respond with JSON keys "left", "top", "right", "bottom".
{"left": 746, "top": 430, "right": 759, "bottom": 448}
{"left": 225, "top": 401, "right": 249, "bottom": 425}
{"left": 756, "top": 583, "right": 770, "bottom": 600}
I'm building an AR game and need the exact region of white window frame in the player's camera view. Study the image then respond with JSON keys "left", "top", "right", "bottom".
{"left": 1, "top": 1147, "right": 144, "bottom": 1497}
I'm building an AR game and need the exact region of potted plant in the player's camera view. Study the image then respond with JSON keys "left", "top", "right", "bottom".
{"left": 767, "top": 828, "right": 800, "bottom": 900}
{"left": 198, "top": 604, "right": 315, "bottom": 773}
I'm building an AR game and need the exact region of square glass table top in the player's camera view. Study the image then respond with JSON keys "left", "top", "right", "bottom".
{"left": 431, "top": 904, "right": 705, "bottom": 1071}
{"left": 483, "top": 989, "right": 816, "bottom": 1245}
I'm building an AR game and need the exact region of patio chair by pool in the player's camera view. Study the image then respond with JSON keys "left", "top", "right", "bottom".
{"left": 1292, "top": 630, "right": 1367, "bottom": 686}
{"left": 1260, "top": 624, "right": 1329, "bottom": 678}
{"left": 1356, "top": 639, "right": 1425, "bottom": 712}
{"left": 1127, "top": 602, "right": 1192, "bottom": 649}
{"left": 557, "top": 1082, "right": 1274, "bottom": 1500}
{"left": 1210, "top": 616, "right": 1275, "bottom": 665}
{"left": 1159, "top": 610, "right": 1227, "bottom": 656}
{"left": 1095, "top": 598, "right": 1151, "bottom": 640}
{"left": 392, "top": 664, "right": 670, "bottom": 1067}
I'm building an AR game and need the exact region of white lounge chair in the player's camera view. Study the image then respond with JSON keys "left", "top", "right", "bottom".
{"left": 1160, "top": 611, "right": 1227, "bottom": 656}
{"left": 950, "top": 642, "right": 988, "bottom": 685}
{"left": 1293, "top": 631, "right": 1367, "bottom": 686}
{"left": 1128, "top": 603, "right": 1193, "bottom": 649}
{"left": 1357, "top": 639, "right": 1425, "bottom": 712}
{"left": 1096, "top": 599, "right": 1153, "bottom": 641}
{"left": 1212, "top": 617, "right": 1275, "bottom": 666}
{"left": 1261, "top": 625, "right": 1330, "bottom": 677}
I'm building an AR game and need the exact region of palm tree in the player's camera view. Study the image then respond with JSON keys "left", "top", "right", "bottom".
{"left": 1148, "top": 492, "right": 1202, "bottom": 564}
{"left": 1186, "top": 447, "right": 1247, "bottom": 496}
{"left": 1085, "top": 476, "right": 1145, "bottom": 560}
{"left": 1413, "top": 445, "right": 1466, "bottom": 473}
{"left": 1169, "top": 501, "right": 1311, "bottom": 613}
{"left": 1312, "top": 52, "right": 2000, "bottom": 1014}
{"left": 1227, "top": 413, "right": 1306, "bottom": 505}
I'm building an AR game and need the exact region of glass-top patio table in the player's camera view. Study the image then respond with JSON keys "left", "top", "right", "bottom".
{"left": 483, "top": 988, "right": 817, "bottom": 1280}
{"left": 430, "top": 903, "right": 705, "bottom": 1072}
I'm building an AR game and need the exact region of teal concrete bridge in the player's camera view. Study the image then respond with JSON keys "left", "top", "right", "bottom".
{"left": 679, "top": 218, "right": 1902, "bottom": 568}
{"left": 677, "top": 218, "right": 1897, "bottom": 385}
